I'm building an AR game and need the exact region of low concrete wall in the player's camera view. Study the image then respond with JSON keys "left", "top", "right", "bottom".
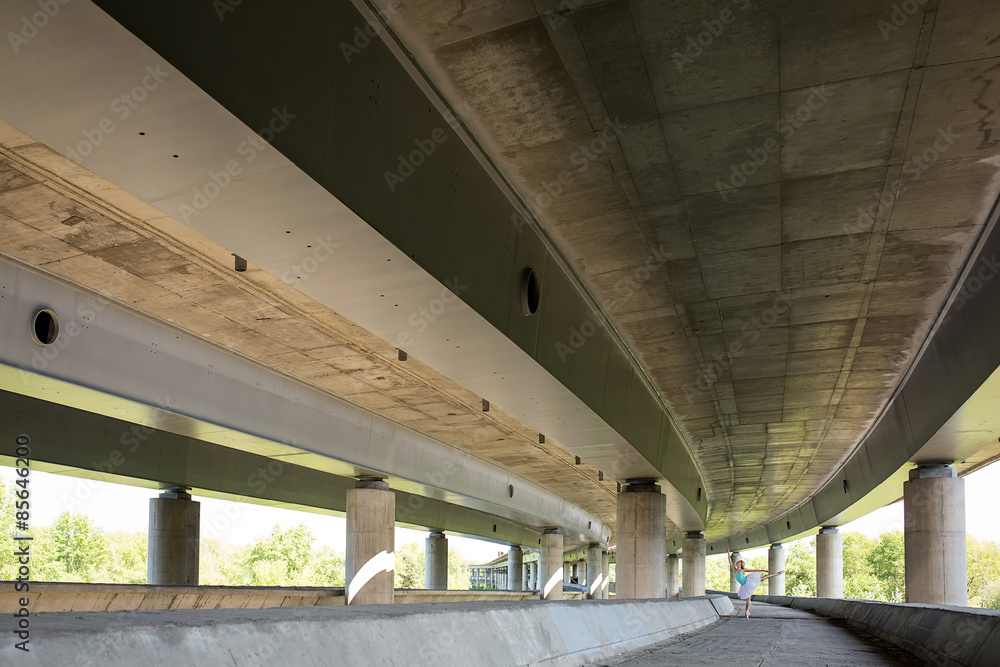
{"left": 0, "top": 583, "right": 543, "bottom": 612}
{"left": 710, "top": 590, "right": 1000, "bottom": 667}
{"left": 0, "top": 595, "right": 733, "bottom": 666}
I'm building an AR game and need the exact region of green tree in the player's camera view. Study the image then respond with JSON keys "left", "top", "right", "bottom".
{"left": 244, "top": 524, "right": 315, "bottom": 585}
{"left": 394, "top": 540, "right": 424, "bottom": 589}
{"left": 868, "top": 531, "right": 904, "bottom": 602}
{"left": 785, "top": 539, "right": 816, "bottom": 597}
{"left": 302, "top": 545, "right": 346, "bottom": 587}
{"left": 447, "top": 549, "right": 470, "bottom": 590}
{"left": 47, "top": 512, "right": 108, "bottom": 582}
{"left": 968, "top": 536, "right": 1000, "bottom": 608}
{"left": 100, "top": 530, "right": 148, "bottom": 584}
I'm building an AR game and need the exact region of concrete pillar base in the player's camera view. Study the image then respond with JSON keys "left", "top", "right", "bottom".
{"left": 539, "top": 531, "right": 563, "bottom": 600}
{"left": 666, "top": 554, "right": 680, "bottom": 598}
{"left": 346, "top": 479, "right": 395, "bottom": 605}
{"left": 425, "top": 531, "right": 447, "bottom": 591}
{"left": 616, "top": 481, "right": 667, "bottom": 599}
{"left": 508, "top": 545, "right": 523, "bottom": 591}
{"left": 904, "top": 464, "right": 967, "bottom": 606}
{"left": 768, "top": 544, "right": 786, "bottom": 596}
{"left": 586, "top": 545, "right": 602, "bottom": 599}
{"left": 682, "top": 532, "right": 706, "bottom": 598}
{"left": 817, "top": 526, "right": 844, "bottom": 599}
{"left": 147, "top": 487, "right": 200, "bottom": 586}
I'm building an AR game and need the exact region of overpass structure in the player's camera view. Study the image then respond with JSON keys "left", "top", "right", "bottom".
{"left": 1, "top": 0, "right": 999, "bottom": 620}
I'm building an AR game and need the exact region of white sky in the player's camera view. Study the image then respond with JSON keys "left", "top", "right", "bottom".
{"left": 3, "top": 460, "right": 998, "bottom": 564}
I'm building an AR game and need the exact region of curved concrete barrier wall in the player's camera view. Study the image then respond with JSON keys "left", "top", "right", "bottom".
{"left": 711, "top": 591, "right": 999, "bottom": 667}
{"left": 0, "top": 596, "right": 733, "bottom": 667}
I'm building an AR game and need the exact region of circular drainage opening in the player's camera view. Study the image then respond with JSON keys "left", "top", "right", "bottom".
{"left": 520, "top": 268, "right": 540, "bottom": 316}
{"left": 31, "top": 309, "right": 59, "bottom": 346}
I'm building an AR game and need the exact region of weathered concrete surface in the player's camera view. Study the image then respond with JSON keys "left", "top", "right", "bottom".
{"left": 713, "top": 592, "right": 1000, "bottom": 667}
{"left": 611, "top": 602, "right": 922, "bottom": 666}
{"left": 374, "top": 0, "right": 1000, "bottom": 540}
{"left": 0, "top": 596, "right": 733, "bottom": 667}
{"left": 0, "top": 583, "right": 547, "bottom": 612}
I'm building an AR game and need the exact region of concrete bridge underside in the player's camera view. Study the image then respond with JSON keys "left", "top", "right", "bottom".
{"left": 1, "top": 0, "right": 1000, "bottom": 617}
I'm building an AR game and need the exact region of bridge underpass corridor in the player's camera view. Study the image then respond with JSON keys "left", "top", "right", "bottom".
{"left": 3, "top": 0, "right": 1000, "bottom": 663}
{"left": 610, "top": 602, "right": 923, "bottom": 667}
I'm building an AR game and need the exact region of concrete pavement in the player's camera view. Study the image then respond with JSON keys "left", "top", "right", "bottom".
{"left": 607, "top": 602, "right": 922, "bottom": 666}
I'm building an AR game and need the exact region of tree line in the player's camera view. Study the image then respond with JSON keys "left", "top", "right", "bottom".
{"left": 0, "top": 486, "right": 470, "bottom": 588}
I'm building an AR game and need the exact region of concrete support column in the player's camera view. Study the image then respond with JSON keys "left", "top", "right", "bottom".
{"left": 538, "top": 530, "right": 563, "bottom": 600}
{"left": 579, "top": 559, "right": 587, "bottom": 588}
{"left": 424, "top": 531, "right": 448, "bottom": 591}
{"left": 904, "top": 464, "right": 967, "bottom": 605}
{"left": 346, "top": 479, "right": 395, "bottom": 606}
{"left": 616, "top": 480, "right": 667, "bottom": 599}
{"left": 564, "top": 563, "right": 571, "bottom": 584}
{"left": 586, "top": 545, "right": 602, "bottom": 599}
{"left": 729, "top": 550, "right": 742, "bottom": 593}
{"left": 682, "top": 532, "right": 706, "bottom": 598}
{"left": 816, "top": 526, "right": 844, "bottom": 599}
{"left": 522, "top": 563, "right": 528, "bottom": 590}
{"left": 601, "top": 552, "right": 610, "bottom": 599}
{"left": 147, "top": 487, "right": 200, "bottom": 586}
{"left": 528, "top": 560, "right": 538, "bottom": 590}
{"left": 508, "top": 545, "right": 523, "bottom": 591}
{"left": 768, "top": 544, "right": 786, "bottom": 596}
{"left": 665, "top": 554, "right": 680, "bottom": 598}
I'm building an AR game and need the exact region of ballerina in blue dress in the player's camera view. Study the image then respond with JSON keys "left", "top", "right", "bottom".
{"left": 727, "top": 550, "right": 784, "bottom": 619}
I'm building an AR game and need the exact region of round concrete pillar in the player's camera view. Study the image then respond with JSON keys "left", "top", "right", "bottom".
{"left": 682, "top": 532, "right": 706, "bottom": 597}
{"left": 616, "top": 481, "right": 667, "bottom": 599}
{"left": 816, "top": 526, "right": 844, "bottom": 598}
{"left": 904, "top": 464, "right": 967, "bottom": 605}
{"left": 147, "top": 487, "right": 200, "bottom": 586}
{"left": 768, "top": 544, "right": 786, "bottom": 595}
{"left": 346, "top": 479, "right": 395, "bottom": 605}
{"left": 538, "top": 531, "right": 563, "bottom": 600}
{"left": 729, "top": 550, "right": 743, "bottom": 593}
{"left": 528, "top": 560, "right": 538, "bottom": 590}
{"left": 508, "top": 545, "right": 523, "bottom": 591}
{"left": 666, "top": 554, "right": 680, "bottom": 598}
{"left": 522, "top": 562, "right": 529, "bottom": 590}
{"left": 425, "top": 531, "right": 448, "bottom": 591}
{"left": 586, "top": 545, "right": 603, "bottom": 599}
{"left": 601, "top": 551, "right": 610, "bottom": 599}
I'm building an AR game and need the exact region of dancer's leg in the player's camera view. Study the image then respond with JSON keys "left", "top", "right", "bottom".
{"left": 745, "top": 596, "right": 751, "bottom": 619}
{"left": 760, "top": 570, "right": 785, "bottom": 581}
